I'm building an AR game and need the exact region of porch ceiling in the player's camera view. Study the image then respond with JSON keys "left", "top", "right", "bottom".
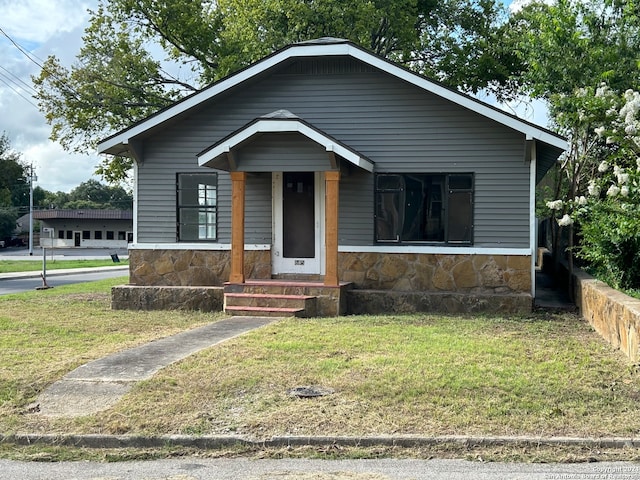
{"left": 197, "top": 110, "right": 374, "bottom": 172}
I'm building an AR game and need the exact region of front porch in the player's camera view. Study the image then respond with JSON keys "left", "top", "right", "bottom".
{"left": 224, "top": 278, "right": 354, "bottom": 317}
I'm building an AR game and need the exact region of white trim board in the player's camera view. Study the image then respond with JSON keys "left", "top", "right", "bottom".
{"left": 128, "top": 243, "right": 531, "bottom": 256}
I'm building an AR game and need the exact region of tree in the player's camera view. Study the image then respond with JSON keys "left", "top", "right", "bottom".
{"left": 505, "top": 0, "right": 640, "bottom": 100}
{"left": 503, "top": 0, "right": 640, "bottom": 290}
{"left": 0, "top": 133, "right": 28, "bottom": 240}
{"left": 34, "top": 0, "right": 515, "bottom": 183}
{"left": 65, "top": 180, "right": 133, "bottom": 210}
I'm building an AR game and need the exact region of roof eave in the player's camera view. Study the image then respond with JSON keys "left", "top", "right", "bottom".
{"left": 98, "top": 41, "right": 567, "bottom": 155}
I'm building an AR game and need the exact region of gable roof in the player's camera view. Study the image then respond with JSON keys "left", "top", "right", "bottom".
{"left": 98, "top": 38, "right": 567, "bottom": 156}
{"left": 197, "top": 110, "right": 375, "bottom": 172}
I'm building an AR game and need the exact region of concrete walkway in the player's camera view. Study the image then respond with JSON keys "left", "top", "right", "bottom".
{"left": 36, "top": 316, "right": 278, "bottom": 417}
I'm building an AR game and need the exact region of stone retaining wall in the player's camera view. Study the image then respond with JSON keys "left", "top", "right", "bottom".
{"left": 573, "top": 268, "right": 640, "bottom": 362}
{"left": 112, "top": 285, "right": 224, "bottom": 312}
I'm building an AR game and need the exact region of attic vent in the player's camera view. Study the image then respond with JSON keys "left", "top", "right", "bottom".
{"left": 283, "top": 58, "right": 375, "bottom": 76}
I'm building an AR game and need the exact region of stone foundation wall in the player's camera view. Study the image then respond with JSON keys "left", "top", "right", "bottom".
{"left": 127, "top": 249, "right": 531, "bottom": 295}
{"left": 112, "top": 285, "right": 224, "bottom": 312}
{"left": 348, "top": 290, "right": 532, "bottom": 315}
{"left": 339, "top": 252, "right": 531, "bottom": 294}
{"left": 129, "top": 249, "right": 271, "bottom": 286}
{"left": 573, "top": 268, "right": 640, "bottom": 362}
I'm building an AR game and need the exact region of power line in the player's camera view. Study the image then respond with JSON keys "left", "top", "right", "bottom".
{"left": 0, "top": 64, "right": 38, "bottom": 95}
{"left": 0, "top": 25, "right": 83, "bottom": 102}
{"left": 0, "top": 26, "right": 47, "bottom": 71}
{"left": 0, "top": 73, "right": 39, "bottom": 109}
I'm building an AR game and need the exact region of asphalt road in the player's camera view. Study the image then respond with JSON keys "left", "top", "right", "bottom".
{"left": 0, "top": 247, "right": 129, "bottom": 294}
{"left": 0, "top": 268, "right": 128, "bottom": 295}
{"left": 1, "top": 457, "right": 639, "bottom": 480}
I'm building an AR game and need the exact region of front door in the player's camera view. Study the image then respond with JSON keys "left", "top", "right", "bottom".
{"left": 74, "top": 231, "right": 81, "bottom": 247}
{"left": 272, "top": 172, "right": 324, "bottom": 275}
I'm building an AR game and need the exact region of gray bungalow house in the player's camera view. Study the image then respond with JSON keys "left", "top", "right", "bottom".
{"left": 99, "top": 38, "right": 567, "bottom": 317}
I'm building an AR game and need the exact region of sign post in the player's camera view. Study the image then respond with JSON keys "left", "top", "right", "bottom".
{"left": 37, "top": 228, "right": 54, "bottom": 290}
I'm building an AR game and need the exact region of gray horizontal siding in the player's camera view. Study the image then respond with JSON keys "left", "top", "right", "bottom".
{"left": 237, "top": 134, "right": 331, "bottom": 172}
{"left": 245, "top": 174, "right": 272, "bottom": 244}
{"left": 339, "top": 169, "right": 373, "bottom": 245}
{"left": 136, "top": 57, "right": 531, "bottom": 248}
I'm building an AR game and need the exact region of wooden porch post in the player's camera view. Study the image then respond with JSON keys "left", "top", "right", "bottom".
{"left": 324, "top": 170, "right": 340, "bottom": 286}
{"left": 229, "top": 171, "right": 246, "bottom": 283}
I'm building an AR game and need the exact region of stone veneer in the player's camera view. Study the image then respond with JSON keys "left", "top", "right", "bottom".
{"left": 338, "top": 252, "right": 532, "bottom": 294}
{"left": 117, "top": 249, "right": 533, "bottom": 314}
{"left": 112, "top": 286, "right": 223, "bottom": 312}
{"left": 128, "top": 249, "right": 272, "bottom": 286}
{"left": 573, "top": 267, "right": 640, "bottom": 362}
{"left": 128, "top": 249, "right": 531, "bottom": 294}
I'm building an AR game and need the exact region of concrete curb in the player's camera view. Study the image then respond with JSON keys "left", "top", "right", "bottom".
{"left": 0, "top": 266, "right": 128, "bottom": 281}
{"left": 2, "top": 434, "right": 639, "bottom": 450}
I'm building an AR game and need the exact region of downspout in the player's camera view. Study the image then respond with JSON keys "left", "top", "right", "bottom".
{"left": 527, "top": 137, "right": 537, "bottom": 302}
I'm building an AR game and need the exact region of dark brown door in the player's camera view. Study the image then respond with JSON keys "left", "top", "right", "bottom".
{"left": 282, "top": 172, "right": 315, "bottom": 258}
{"left": 74, "top": 232, "right": 81, "bottom": 247}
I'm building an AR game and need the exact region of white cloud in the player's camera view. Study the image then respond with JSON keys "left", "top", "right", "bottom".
{"left": 23, "top": 142, "right": 101, "bottom": 193}
{"left": 0, "top": 0, "right": 99, "bottom": 193}
{"left": 0, "top": 0, "right": 91, "bottom": 43}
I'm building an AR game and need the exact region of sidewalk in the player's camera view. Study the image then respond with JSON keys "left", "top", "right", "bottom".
{"left": 35, "top": 316, "right": 278, "bottom": 417}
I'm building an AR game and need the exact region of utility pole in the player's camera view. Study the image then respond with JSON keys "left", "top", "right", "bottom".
{"left": 28, "top": 164, "right": 37, "bottom": 256}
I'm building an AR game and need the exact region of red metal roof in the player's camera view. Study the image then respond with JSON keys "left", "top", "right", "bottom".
{"left": 33, "top": 209, "right": 133, "bottom": 220}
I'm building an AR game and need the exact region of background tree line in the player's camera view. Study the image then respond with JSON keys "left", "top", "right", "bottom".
{"left": 0, "top": 132, "right": 132, "bottom": 241}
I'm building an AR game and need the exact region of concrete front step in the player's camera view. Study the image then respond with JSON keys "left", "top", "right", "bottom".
{"left": 224, "top": 279, "right": 353, "bottom": 317}
{"left": 224, "top": 305, "right": 305, "bottom": 318}
{"left": 224, "top": 292, "right": 317, "bottom": 318}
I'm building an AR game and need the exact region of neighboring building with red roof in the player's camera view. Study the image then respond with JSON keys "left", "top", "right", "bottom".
{"left": 33, "top": 209, "right": 133, "bottom": 248}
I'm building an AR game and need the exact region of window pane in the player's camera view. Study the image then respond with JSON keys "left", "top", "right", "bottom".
{"left": 375, "top": 173, "right": 473, "bottom": 245}
{"left": 66, "top": 230, "right": 72, "bottom": 239}
{"left": 95, "top": 231, "right": 103, "bottom": 239}
{"left": 424, "top": 176, "right": 446, "bottom": 242}
{"left": 376, "top": 174, "right": 403, "bottom": 191}
{"left": 198, "top": 210, "right": 217, "bottom": 239}
{"left": 178, "top": 173, "right": 217, "bottom": 241}
{"left": 449, "top": 174, "right": 473, "bottom": 190}
{"left": 106, "top": 231, "right": 114, "bottom": 240}
{"left": 58, "top": 230, "right": 64, "bottom": 239}
{"left": 82, "top": 230, "right": 90, "bottom": 239}
{"left": 448, "top": 191, "right": 473, "bottom": 242}
{"left": 376, "top": 192, "right": 402, "bottom": 241}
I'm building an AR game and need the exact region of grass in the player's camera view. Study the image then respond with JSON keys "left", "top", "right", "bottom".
{"left": 0, "top": 259, "right": 127, "bottom": 273}
{"left": 1, "top": 280, "right": 640, "bottom": 462}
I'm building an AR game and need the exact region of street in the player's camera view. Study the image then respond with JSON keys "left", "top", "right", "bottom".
{"left": 0, "top": 457, "right": 639, "bottom": 480}
{"left": 0, "top": 247, "right": 129, "bottom": 295}
{"left": 0, "top": 268, "right": 128, "bottom": 295}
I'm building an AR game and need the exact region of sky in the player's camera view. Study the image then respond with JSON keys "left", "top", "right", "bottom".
{"left": 0, "top": 0, "right": 542, "bottom": 193}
